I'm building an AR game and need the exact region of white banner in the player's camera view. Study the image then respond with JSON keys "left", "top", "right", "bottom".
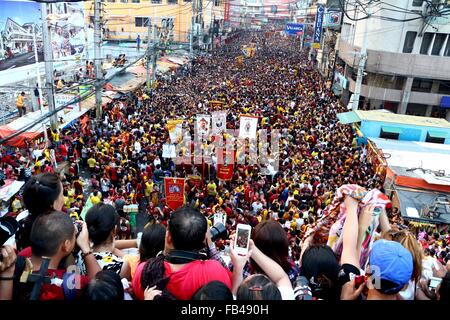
{"left": 239, "top": 115, "right": 258, "bottom": 139}
{"left": 162, "top": 144, "right": 176, "bottom": 158}
{"left": 167, "top": 119, "right": 183, "bottom": 144}
{"left": 196, "top": 114, "right": 211, "bottom": 137}
{"left": 211, "top": 111, "right": 227, "bottom": 135}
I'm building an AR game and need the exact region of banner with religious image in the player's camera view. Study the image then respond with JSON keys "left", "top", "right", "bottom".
{"left": 239, "top": 115, "right": 259, "bottom": 140}
{"left": 196, "top": 114, "right": 211, "bottom": 137}
{"left": 164, "top": 177, "right": 185, "bottom": 210}
{"left": 162, "top": 144, "right": 176, "bottom": 158}
{"left": 166, "top": 119, "right": 183, "bottom": 144}
{"left": 216, "top": 148, "right": 235, "bottom": 181}
{"left": 211, "top": 111, "right": 227, "bottom": 135}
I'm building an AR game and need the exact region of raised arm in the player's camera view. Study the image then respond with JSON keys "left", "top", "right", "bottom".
{"left": 76, "top": 221, "right": 101, "bottom": 279}
{"left": 340, "top": 196, "right": 361, "bottom": 269}
{"left": 250, "top": 240, "right": 292, "bottom": 289}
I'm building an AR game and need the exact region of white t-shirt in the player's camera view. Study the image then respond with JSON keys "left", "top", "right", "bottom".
{"left": 398, "top": 280, "right": 415, "bottom": 300}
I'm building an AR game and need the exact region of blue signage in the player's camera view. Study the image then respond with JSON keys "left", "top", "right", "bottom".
{"left": 313, "top": 4, "right": 325, "bottom": 48}
{"left": 285, "top": 23, "right": 304, "bottom": 35}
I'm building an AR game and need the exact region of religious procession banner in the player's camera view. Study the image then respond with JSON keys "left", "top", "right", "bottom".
{"left": 196, "top": 114, "right": 211, "bottom": 137}
{"left": 162, "top": 143, "right": 176, "bottom": 158}
{"left": 209, "top": 100, "right": 226, "bottom": 109}
{"left": 167, "top": 119, "right": 183, "bottom": 144}
{"left": 211, "top": 111, "right": 227, "bottom": 135}
{"left": 164, "top": 177, "right": 185, "bottom": 211}
{"left": 239, "top": 115, "right": 259, "bottom": 140}
{"left": 217, "top": 148, "right": 235, "bottom": 181}
{"left": 235, "top": 56, "right": 244, "bottom": 67}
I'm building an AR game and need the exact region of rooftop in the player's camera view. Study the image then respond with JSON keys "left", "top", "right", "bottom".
{"left": 370, "top": 137, "right": 450, "bottom": 175}
{"left": 338, "top": 110, "right": 450, "bottom": 129}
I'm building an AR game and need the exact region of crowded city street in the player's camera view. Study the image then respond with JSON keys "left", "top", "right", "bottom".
{"left": 0, "top": 0, "right": 449, "bottom": 306}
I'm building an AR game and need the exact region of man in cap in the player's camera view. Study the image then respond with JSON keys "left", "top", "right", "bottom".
{"left": 366, "top": 239, "right": 413, "bottom": 300}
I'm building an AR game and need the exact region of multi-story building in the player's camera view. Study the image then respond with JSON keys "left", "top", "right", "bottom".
{"left": 335, "top": 0, "right": 450, "bottom": 120}
{"left": 84, "top": 0, "right": 226, "bottom": 44}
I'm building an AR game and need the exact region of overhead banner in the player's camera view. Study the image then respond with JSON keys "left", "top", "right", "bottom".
{"left": 285, "top": 23, "right": 304, "bottom": 36}
{"left": 239, "top": 115, "right": 259, "bottom": 140}
{"left": 196, "top": 114, "right": 211, "bottom": 137}
{"left": 164, "top": 177, "right": 185, "bottom": 211}
{"left": 312, "top": 4, "right": 325, "bottom": 49}
{"left": 211, "top": 111, "right": 227, "bottom": 135}
{"left": 167, "top": 119, "right": 183, "bottom": 144}
{"left": 162, "top": 143, "right": 176, "bottom": 158}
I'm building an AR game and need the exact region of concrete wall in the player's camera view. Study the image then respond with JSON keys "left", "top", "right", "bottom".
{"left": 360, "top": 120, "right": 450, "bottom": 144}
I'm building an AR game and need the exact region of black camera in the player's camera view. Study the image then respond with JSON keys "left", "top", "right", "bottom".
{"left": 74, "top": 221, "right": 83, "bottom": 238}
{"left": 210, "top": 222, "right": 227, "bottom": 242}
{"left": 0, "top": 216, "right": 19, "bottom": 261}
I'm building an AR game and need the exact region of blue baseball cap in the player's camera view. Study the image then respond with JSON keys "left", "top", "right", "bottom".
{"left": 369, "top": 240, "right": 413, "bottom": 293}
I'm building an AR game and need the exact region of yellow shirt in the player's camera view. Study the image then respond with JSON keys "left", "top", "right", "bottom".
{"left": 145, "top": 181, "right": 154, "bottom": 197}
{"left": 207, "top": 182, "right": 217, "bottom": 196}
{"left": 16, "top": 95, "right": 24, "bottom": 108}
{"left": 91, "top": 195, "right": 101, "bottom": 205}
{"left": 87, "top": 158, "right": 96, "bottom": 168}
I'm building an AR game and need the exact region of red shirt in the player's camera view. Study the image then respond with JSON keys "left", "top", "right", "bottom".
{"left": 133, "top": 259, "right": 232, "bottom": 300}
{"left": 17, "top": 247, "right": 89, "bottom": 300}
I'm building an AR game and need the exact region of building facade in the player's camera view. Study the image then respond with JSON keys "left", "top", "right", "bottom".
{"left": 85, "top": 0, "right": 226, "bottom": 45}
{"left": 335, "top": 0, "right": 450, "bottom": 120}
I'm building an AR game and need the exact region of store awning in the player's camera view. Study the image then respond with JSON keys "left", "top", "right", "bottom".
{"left": 381, "top": 126, "right": 403, "bottom": 134}
{"left": 428, "top": 130, "right": 448, "bottom": 139}
{"left": 441, "top": 96, "right": 450, "bottom": 109}
{"left": 337, "top": 111, "right": 361, "bottom": 124}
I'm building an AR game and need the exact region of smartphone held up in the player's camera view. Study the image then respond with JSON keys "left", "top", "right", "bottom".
{"left": 234, "top": 223, "right": 251, "bottom": 256}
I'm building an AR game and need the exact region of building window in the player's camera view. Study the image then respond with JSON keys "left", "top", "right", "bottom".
{"left": 380, "top": 128, "right": 400, "bottom": 140}
{"left": 131, "top": 0, "right": 140, "bottom": 3}
{"left": 135, "top": 17, "right": 150, "bottom": 27}
{"left": 438, "top": 80, "right": 450, "bottom": 94}
{"left": 120, "top": 0, "right": 128, "bottom": 2}
{"left": 168, "top": 0, "right": 178, "bottom": 4}
{"left": 431, "top": 33, "right": 447, "bottom": 55}
{"left": 403, "top": 31, "right": 417, "bottom": 53}
{"left": 444, "top": 37, "right": 450, "bottom": 56}
{"left": 426, "top": 133, "right": 445, "bottom": 144}
{"left": 151, "top": 0, "right": 162, "bottom": 3}
{"left": 412, "top": 78, "right": 433, "bottom": 92}
{"left": 412, "top": 0, "right": 423, "bottom": 6}
{"left": 107, "top": 0, "right": 115, "bottom": 2}
{"left": 420, "top": 33, "right": 434, "bottom": 54}
{"left": 214, "top": 0, "right": 221, "bottom": 6}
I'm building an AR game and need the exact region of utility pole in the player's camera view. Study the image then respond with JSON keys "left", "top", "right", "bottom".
{"left": 33, "top": 24, "right": 48, "bottom": 144}
{"left": 40, "top": 3, "right": 57, "bottom": 129}
{"left": 198, "top": 0, "right": 204, "bottom": 52}
{"left": 190, "top": 0, "right": 196, "bottom": 65}
{"left": 94, "top": 0, "right": 103, "bottom": 121}
{"left": 146, "top": 17, "right": 152, "bottom": 92}
{"left": 352, "top": 5, "right": 371, "bottom": 111}
{"left": 147, "top": 21, "right": 158, "bottom": 95}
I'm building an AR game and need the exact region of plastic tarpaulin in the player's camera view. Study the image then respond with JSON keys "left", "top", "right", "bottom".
{"left": 441, "top": 96, "right": 450, "bottom": 109}
{"left": 0, "top": 180, "right": 25, "bottom": 202}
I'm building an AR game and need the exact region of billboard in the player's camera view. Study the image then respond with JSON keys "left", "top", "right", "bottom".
{"left": 312, "top": 4, "right": 325, "bottom": 49}
{"left": 0, "top": 1, "right": 93, "bottom": 73}
{"left": 285, "top": 23, "right": 304, "bottom": 36}
{"left": 323, "top": 11, "right": 342, "bottom": 28}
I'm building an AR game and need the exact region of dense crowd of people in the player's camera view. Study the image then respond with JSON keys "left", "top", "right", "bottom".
{"left": 0, "top": 30, "right": 449, "bottom": 301}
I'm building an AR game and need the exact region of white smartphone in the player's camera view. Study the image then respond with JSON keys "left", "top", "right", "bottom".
{"left": 234, "top": 223, "right": 252, "bottom": 255}
{"left": 429, "top": 277, "right": 442, "bottom": 290}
